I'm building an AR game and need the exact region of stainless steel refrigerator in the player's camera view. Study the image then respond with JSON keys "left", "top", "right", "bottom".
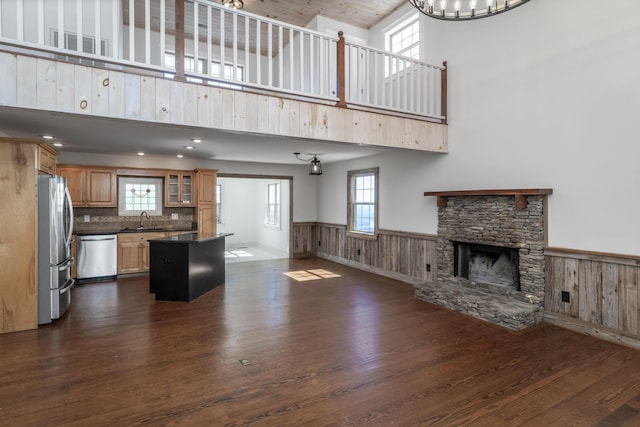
{"left": 38, "top": 175, "right": 75, "bottom": 325}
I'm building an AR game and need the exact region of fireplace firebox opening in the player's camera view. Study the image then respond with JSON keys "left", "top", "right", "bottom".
{"left": 454, "top": 242, "right": 520, "bottom": 291}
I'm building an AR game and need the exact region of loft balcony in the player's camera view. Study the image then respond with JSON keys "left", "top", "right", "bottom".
{"left": 0, "top": 0, "right": 448, "bottom": 153}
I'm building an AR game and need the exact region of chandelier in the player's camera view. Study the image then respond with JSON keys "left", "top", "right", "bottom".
{"left": 408, "top": 0, "right": 531, "bottom": 21}
{"left": 222, "top": 0, "right": 244, "bottom": 9}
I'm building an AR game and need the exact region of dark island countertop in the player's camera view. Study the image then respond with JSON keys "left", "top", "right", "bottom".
{"left": 148, "top": 232, "right": 233, "bottom": 244}
{"left": 74, "top": 227, "right": 196, "bottom": 236}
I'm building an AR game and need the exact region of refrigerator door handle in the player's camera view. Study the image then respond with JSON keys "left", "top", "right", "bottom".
{"left": 64, "top": 186, "right": 74, "bottom": 247}
{"left": 58, "top": 258, "right": 73, "bottom": 270}
{"left": 81, "top": 237, "right": 116, "bottom": 242}
{"left": 59, "top": 279, "right": 75, "bottom": 295}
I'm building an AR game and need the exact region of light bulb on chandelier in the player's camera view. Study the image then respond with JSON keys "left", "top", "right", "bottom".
{"left": 408, "top": 0, "right": 530, "bottom": 21}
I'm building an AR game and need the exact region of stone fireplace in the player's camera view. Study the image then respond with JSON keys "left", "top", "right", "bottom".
{"left": 416, "top": 189, "right": 552, "bottom": 330}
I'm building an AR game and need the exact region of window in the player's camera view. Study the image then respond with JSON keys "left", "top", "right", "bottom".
{"left": 52, "top": 30, "right": 107, "bottom": 55}
{"left": 163, "top": 52, "right": 244, "bottom": 88}
{"left": 385, "top": 15, "right": 420, "bottom": 76}
{"left": 388, "top": 18, "right": 420, "bottom": 59}
{"left": 210, "top": 61, "right": 244, "bottom": 81}
{"left": 216, "top": 184, "right": 222, "bottom": 224}
{"left": 265, "top": 183, "right": 281, "bottom": 227}
{"left": 348, "top": 168, "right": 378, "bottom": 235}
{"left": 118, "top": 177, "right": 163, "bottom": 216}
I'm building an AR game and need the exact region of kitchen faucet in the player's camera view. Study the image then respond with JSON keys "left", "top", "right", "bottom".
{"left": 140, "top": 211, "right": 150, "bottom": 228}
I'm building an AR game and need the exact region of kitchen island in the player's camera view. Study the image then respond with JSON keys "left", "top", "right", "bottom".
{"left": 148, "top": 232, "right": 233, "bottom": 302}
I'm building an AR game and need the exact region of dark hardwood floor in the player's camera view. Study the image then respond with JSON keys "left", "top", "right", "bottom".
{"left": 1, "top": 258, "right": 639, "bottom": 426}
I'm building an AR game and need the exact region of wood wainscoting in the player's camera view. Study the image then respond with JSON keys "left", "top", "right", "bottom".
{"left": 300, "top": 223, "right": 438, "bottom": 285}
{"left": 291, "top": 222, "right": 317, "bottom": 259}
{"left": 545, "top": 248, "right": 640, "bottom": 349}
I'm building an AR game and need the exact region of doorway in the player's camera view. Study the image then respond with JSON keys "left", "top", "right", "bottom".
{"left": 216, "top": 175, "right": 291, "bottom": 263}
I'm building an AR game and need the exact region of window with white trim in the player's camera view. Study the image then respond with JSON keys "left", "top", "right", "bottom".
{"left": 164, "top": 52, "right": 244, "bottom": 87}
{"left": 118, "top": 177, "right": 163, "bottom": 216}
{"left": 265, "top": 183, "right": 281, "bottom": 227}
{"left": 52, "top": 30, "right": 108, "bottom": 55}
{"left": 385, "top": 14, "right": 420, "bottom": 76}
{"left": 348, "top": 168, "right": 378, "bottom": 235}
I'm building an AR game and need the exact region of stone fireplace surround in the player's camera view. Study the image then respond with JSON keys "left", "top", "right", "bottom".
{"left": 415, "top": 189, "right": 552, "bottom": 330}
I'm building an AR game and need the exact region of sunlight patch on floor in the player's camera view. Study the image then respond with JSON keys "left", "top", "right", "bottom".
{"left": 225, "top": 250, "right": 254, "bottom": 258}
{"left": 307, "top": 269, "right": 341, "bottom": 278}
{"left": 283, "top": 269, "right": 341, "bottom": 282}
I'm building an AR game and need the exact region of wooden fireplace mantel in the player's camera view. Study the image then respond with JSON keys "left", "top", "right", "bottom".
{"left": 423, "top": 189, "right": 553, "bottom": 211}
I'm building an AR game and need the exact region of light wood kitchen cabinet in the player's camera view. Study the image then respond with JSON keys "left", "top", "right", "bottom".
{"left": 165, "top": 172, "right": 195, "bottom": 207}
{"left": 0, "top": 138, "right": 39, "bottom": 333}
{"left": 117, "top": 232, "right": 165, "bottom": 274}
{"left": 195, "top": 169, "right": 218, "bottom": 233}
{"left": 58, "top": 165, "right": 117, "bottom": 207}
{"left": 37, "top": 144, "right": 57, "bottom": 175}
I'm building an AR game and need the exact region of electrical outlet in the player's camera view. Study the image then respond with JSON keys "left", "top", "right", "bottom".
{"left": 561, "top": 291, "right": 570, "bottom": 303}
{"left": 83, "top": 215, "right": 90, "bottom": 222}
{"left": 171, "top": 213, "right": 179, "bottom": 220}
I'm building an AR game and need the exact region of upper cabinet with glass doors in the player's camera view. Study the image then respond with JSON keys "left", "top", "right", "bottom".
{"left": 164, "top": 172, "right": 195, "bottom": 207}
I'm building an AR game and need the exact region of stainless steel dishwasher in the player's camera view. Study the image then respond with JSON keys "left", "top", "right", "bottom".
{"left": 77, "top": 234, "right": 118, "bottom": 281}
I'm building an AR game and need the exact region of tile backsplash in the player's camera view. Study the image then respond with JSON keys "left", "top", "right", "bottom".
{"left": 73, "top": 207, "right": 195, "bottom": 233}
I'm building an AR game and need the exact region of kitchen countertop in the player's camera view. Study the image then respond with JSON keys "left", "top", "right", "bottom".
{"left": 74, "top": 228, "right": 196, "bottom": 236}
{"left": 148, "top": 232, "right": 233, "bottom": 244}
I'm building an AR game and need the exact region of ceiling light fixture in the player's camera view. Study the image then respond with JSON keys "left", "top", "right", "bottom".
{"left": 41, "top": 135, "right": 54, "bottom": 140}
{"left": 408, "top": 0, "right": 531, "bottom": 21}
{"left": 137, "top": 152, "right": 145, "bottom": 156}
{"left": 177, "top": 154, "right": 184, "bottom": 158}
{"left": 53, "top": 142, "right": 64, "bottom": 147}
{"left": 184, "top": 146, "right": 194, "bottom": 150}
{"left": 191, "top": 138, "right": 202, "bottom": 143}
{"left": 222, "top": 0, "right": 243, "bottom": 10}
{"left": 294, "top": 152, "right": 323, "bottom": 176}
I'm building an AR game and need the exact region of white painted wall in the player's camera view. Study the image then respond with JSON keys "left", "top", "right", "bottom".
{"left": 306, "top": 15, "right": 368, "bottom": 44}
{"left": 255, "top": 179, "right": 290, "bottom": 253}
{"left": 319, "top": 0, "right": 640, "bottom": 256}
{"left": 216, "top": 177, "right": 258, "bottom": 246}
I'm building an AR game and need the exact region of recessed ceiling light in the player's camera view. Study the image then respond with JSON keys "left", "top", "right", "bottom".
{"left": 176, "top": 154, "right": 184, "bottom": 158}
{"left": 184, "top": 146, "right": 194, "bottom": 150}
{"left": 41, "top": 135, "right": 54, "bottom": 140}
{"left": 191, "top": 138, "right": 202, "bottom": 143}
{"left": 53, "top": 142, "right": 64, "bottom": 147}
{"left": 137, "top": 152, "right": 145, "bottom": 156}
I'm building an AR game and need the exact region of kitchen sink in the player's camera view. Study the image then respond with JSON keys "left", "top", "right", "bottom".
{"left": 119, "top": 227, "right": 165, "bottom": 232}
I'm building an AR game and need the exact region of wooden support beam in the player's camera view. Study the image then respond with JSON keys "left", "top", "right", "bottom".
{"left": 336, "top": 31, "right": 346, "bottom": 108}
{"left": 441, "top": 61, "right": 448, "bottom": 125}
{"left": 174, "top": 0, "right": 186, "bottom": 82}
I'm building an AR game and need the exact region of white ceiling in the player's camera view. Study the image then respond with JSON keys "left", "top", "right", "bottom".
{"left": 0, "top": 106, "right": 391, "bottom": 165}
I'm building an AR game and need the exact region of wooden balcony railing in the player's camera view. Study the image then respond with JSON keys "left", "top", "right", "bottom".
{"left": 0, "top": 0, "right": 446, "bottom": 123}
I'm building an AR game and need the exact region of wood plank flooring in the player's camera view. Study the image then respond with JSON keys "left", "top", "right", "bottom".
{"left": 1, "top": 258, "right": 639, "bottom": 426}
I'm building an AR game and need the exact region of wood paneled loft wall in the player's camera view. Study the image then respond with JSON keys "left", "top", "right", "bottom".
{"left": 0, "top": 52, "right": 448, "bottom": 153}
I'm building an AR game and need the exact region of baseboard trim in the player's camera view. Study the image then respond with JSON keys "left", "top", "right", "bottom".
{"left": 316, "top": 253, "right": 423, "bottom": 286}
{"left": 544, "top": 312, "right": 640, "bottom": 350}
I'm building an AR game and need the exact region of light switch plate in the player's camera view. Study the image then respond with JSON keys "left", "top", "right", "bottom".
{"left": 83, "top": 215, "right": 90, "bottom": 222}
{"left": 171, "top": 213, "right": 179, "bottom": 220}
